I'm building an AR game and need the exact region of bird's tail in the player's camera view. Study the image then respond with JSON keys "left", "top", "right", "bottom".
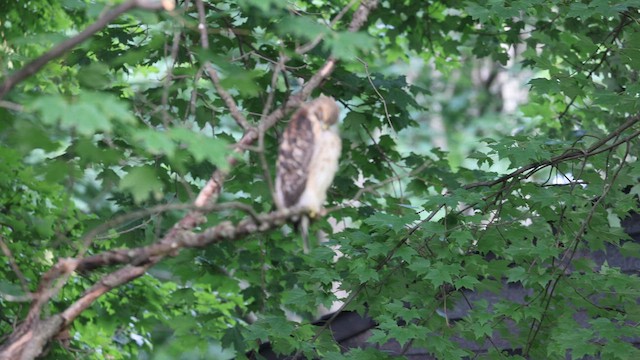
{"left": 300, "top": 214, "right": 311, "bottom": 254}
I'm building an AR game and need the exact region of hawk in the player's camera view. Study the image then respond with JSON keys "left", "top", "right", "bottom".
{"left": 275, "top": 95, "right": 342, "bottom": 253}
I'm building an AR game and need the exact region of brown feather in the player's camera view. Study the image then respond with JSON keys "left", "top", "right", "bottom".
{"left": 276, "top": 107, "right": 315, "bottom": 208}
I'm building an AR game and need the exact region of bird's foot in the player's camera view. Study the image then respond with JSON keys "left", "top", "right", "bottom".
{"left": 308, "top": 208, "right": 328, "bottom": 218}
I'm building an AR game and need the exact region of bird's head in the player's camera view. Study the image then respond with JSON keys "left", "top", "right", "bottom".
{"left": 311, "top": 95, "right": 340, "bottom": 129}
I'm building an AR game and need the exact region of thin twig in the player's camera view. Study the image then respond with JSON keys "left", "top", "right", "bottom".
{"left": 351, "top": 159, "right": 430, "bottom": 202}
{"left": 261, "top": 54, "right": 286, "bottom": 120}
{"left": 203, "top": 64, "right": 253, "bottom": 130}
{"left": 0, "top": 101, "right": 23, "bottom": 111}
{"left": 360, "top": 124, "right": 402, "bottom": 197}
{"left": 357, "top": 57, "right": 396, "bottom": 133}
{"left": 557, "top": 16, "right": 631, "bottom": 121}
{"left": 194, "top": 0, "right": 208, "bottom": 48}
{"left": 0, "top": 235, "right": 30, "bottom": 293}
{"left": 160, "top": 28, "right": 183, "bottom": 128}
{"left": 465, "top": 114, "right": 640, "bottom": 190}
{"left": 184, "top": 67, "right": 203, "bottom": 121}
{"left": 258, "top": 129, "right": 277, "bottom": 205}
{"left": 258, "top": 54, "right": 287, "bottom": 205}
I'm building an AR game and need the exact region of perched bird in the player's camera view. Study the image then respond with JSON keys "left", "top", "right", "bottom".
{"left": 275, "top": 95, "right": 342, "bottom": 253}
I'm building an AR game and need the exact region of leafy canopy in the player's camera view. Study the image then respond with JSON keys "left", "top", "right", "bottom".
{"left": 1, "top": 0, "right": 640, "bottom": 359}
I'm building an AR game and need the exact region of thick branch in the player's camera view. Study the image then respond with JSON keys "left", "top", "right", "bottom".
{"left": 62, "top": 265, "right": 152, "bottom": 325}
{"left": 76, "top": 208, "right": 304, "bottom": 272}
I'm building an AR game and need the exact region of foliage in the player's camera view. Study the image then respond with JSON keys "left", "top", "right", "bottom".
{"left": 1, "top": 0, "right": 640, "bottom": 359}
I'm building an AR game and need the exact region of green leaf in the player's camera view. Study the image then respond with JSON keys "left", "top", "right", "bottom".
{"left": 78, "top": 62, "right": 111, "bottom": 89}
{"left": 468, "top": 150, "right": 494, "bottom": 167}
{"left": 407, "top": 257, "right": 431, "bottom": 276}
{"left": 29, "top": 92, "right": 133, "bottom": 135}
{"left": 505, "top": 267, "right": 527, "bottom": 284}
{"left": 64, "top": 101, "right": 111, "bottom": 135}
{"left": 0, "top": 280, "right": 26, "bottom": 297}
{"left": 424, "top": 264, "right": 461, "bottom": 287}
{"left": 325, "top": 31, "right": 376, "bottom": 59}
{"left": 238, "top": 0, "right": 287, "bottom": 11}
{"left": 170, "top": 128, "right": 230, "bottom": 169}
{"left": 620, "top": 242, "right": 640, "bottom": 259}
{"left": 29, "top": 95, "right": 68, "bottom": 125}
{"left": 119, "top": 166, "right": 164, "bottom": 203}
{"left": 454, "top": 275, "right": 480, "bottom": 290}
{"left": 529, "top": 77, "right": 560, "bottom": 93}
{"left": 135, "top": 129, "right": 176, "bottom": 157}
{"left": 281, "top": 288, "right": 311, "bottom": 310}
{"left": 219, "top": 69, "right": 262, "bottom": 97}
{"left": 278, "top": 16, "right": 329, "bottom": 41}
{"left": 364, "top": 211, "right": 419, "bottom": 233}
{"left": 465, "top": 3, "right": 492, "bottom": 22}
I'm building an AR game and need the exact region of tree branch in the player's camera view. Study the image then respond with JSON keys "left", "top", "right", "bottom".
{"left": 0, "top": 0, "right": 174, "bottom": 99}
{"left": 203, "top": 64, "right": 253, "bottom": 130}
{"left": 195, "top": 0, "right": 253, "bottom": 131}
{"left": 464, "top": 114, "right": 640, "bottom": 190}
{"left": 76, "top": 207, "right": 304, "bottom": 272}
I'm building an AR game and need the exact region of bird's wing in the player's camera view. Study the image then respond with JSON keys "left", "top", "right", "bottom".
{"left": 276, "top": 107, "right": 316, "bottom": 209}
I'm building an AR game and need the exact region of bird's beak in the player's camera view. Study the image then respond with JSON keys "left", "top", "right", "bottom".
{"left": 322, "top": 123, "right": 329, "bottom": 130}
